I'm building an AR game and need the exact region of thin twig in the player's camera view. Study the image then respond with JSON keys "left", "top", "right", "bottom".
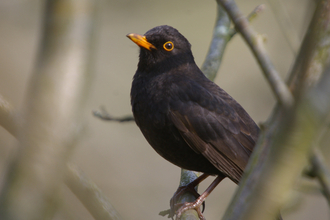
{"left": 217, "top": 0, "right": 294, "bottom": 107}
{"left": 228, "top": 4, "right": 266, "bottom": 39}
{"left": 93, "top": 107, "right": 134, "bottom": 122}
{"left": 267, "top": 0, "right": 300, "bottom": 55}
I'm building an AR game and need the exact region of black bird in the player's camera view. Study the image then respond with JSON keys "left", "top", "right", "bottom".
{"left": 127, "top": 25, "right": 260, "bottom": 219}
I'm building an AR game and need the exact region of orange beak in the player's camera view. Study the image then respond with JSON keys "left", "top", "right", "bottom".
{"left": 126, "top": 33, "right": 156, "bottom": 51}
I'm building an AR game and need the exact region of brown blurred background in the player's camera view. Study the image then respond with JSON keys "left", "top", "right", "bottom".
{"left": 0, "top": 0, "right": 328, "bottom": 219}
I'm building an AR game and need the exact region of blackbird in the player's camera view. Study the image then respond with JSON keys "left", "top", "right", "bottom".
{"left": 127, "top": 25, "right": 260, "bottom": 219}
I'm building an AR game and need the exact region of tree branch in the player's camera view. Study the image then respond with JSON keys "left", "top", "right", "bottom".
{"left": 0, "top": 94, "right": 21, "bottom": 137}
{"left": 0, "top": 96, "right": 122, "bottom": 220}
{"left": 201, "top": 3, "right": 231, "bottom": 81}
{"left": 267, "top": 0, "right": 301, "bottom": 55}
{"left": 217, "top": 0, "right": 294, "bottom": 107}
{"left": 223, "top": 63, "right": 330, "bottom": 220}
{"left": 66, "top": 164, "right": 122, "bottom": 220}
{"left": 228, "top": 4, "right": 266, "bottom": 39}
{"left": 308, "top": 149, "right": 330, "bottom": 206}
{"left": 0, "top": 1, "right": 98, "bottom": 219}
{"left": 222, "top": 0, "right": 330, "bottom": 219}
{"left": 169, "top": 2, "right": 265, "bottom": 219}
{"left": 93, "top": 106, "right": 135, "bottom": 122}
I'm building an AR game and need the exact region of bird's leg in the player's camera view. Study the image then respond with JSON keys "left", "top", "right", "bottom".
{"left": 170, "top": 173, "right": 209, "bottom": 218}
{"left": 175, "top": 174, "right": 225, "bottom": 220}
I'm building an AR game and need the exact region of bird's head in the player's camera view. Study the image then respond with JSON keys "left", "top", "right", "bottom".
{"left": 127, "top": 25, "right": 195, "bottom": 72}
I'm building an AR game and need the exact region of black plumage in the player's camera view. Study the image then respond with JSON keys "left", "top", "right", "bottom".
{"left": 127, "top": 25, "right": 260, "bottom": 218}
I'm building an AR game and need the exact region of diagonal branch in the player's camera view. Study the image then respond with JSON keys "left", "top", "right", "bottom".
{"left": 0, "top": 94, "right": 21, "bottom": 137}
{"left": 217, "top": 0, "right": 294, "bottom": 107}
{"left": 66, "top": 164, "right": 122, "bottom": 220}
{"left": 228, "top": 4, "right": 266, "bottom": 39}
{"left": 0, "top": 96, "right": 122, "bottom": 220}
{"left": 267, "top": 0, "right": 301, "bottom": 55}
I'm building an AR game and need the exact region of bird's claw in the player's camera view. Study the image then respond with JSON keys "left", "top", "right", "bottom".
{"left": 175, "top": 201, "right": 205, "bottom": 220}
{"left": 169, "top": 185, "right": 205, "bottom": 218}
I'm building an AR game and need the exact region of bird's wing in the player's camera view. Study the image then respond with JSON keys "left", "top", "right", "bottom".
{"left": 168, "top": 81, "right": 259, "bottom": 182}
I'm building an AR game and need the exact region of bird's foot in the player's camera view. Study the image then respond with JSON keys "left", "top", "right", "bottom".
{"left": 169, "top": 185, "right": 204, "bottom": 218}
{"left": 175, "top": 200, "right": 205, "bottom": 220}
{"left": 169, "top": 174, "right": 209, "bottom": 218}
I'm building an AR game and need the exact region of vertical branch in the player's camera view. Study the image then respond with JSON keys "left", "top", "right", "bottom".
{"left": 0, "top": 0, "right": 97, "bottom": 219}
{"left": 201, "top": 3, "right": 231, "bottom": 81}
{"left": 287, "top": 0, "right": 330, "bottom": 94}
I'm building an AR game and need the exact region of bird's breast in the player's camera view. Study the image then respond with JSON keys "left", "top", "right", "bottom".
{"left": 131, "top": 74, "right": 170, "bottom": 128}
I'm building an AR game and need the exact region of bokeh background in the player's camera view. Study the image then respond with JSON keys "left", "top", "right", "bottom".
{"left": 0, "top": 0, "right": 328, "bottom": 219}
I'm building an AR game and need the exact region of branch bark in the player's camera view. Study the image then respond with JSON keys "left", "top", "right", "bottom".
{"left": 0, "top": 0, "right": 97, "bottom": 219}
{"left": 217, "top": 0, "right": 294, "bottom": 107}
{"left": 267, "top": 0, "right": 301, "bottom": 55}
{"left": 201, "top": 3, "right": 231, "bottom": 81}
{"left": 66, "top": 164, "right": 122, "bottom": 220}
{"left": 309, "top": 149, "right": 330, "bottom": 206}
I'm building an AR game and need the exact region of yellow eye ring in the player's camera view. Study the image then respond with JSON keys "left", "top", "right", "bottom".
{"left": 163, "top": 41, "right": 174, "bottom": 51}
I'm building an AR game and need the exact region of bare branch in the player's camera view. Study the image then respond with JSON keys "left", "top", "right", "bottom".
{"left": 0, "top": 95, "right": 21, "bottom": 137}
{"left": 217, "top": 0, "right": 294, "bottom": 107}
{"left": 173, "top": 3, "right": 266, "bottom": 219}
{"left": 159, "top": 170, "right": 202, "bottom": 219}
{"left": 0, "top": 96, "right": 122, "bottom": 220}
{"left": 93, "top": 107, "right": 134, "bottom": 122}
{"left": 201, "top": 3, "right": 231, "bottom": 81}
{"left": 228, "top": 4, "right": 266, "bottom": 39}
{"left": 287, "top": 0, "right": 330, "bottom": 94}
{"left": 223, "top": 63, "right": 330, "bottom": 220}
{"left": 222, "top": 0, "right": 330, "bottom": 219}
{"left": 0, "top": 1, "right": 97, "bottom": 219}
{"left": 308, "top": 149, "right": 330, "bottom": 206}
{"left": 267, "top": 0, "right": 301, "bottom": 55}
{"left": 66, "top": 164, "right": 122, "bottom": 220}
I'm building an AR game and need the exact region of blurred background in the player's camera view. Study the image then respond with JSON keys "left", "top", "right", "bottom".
{"left": 0, "top": 0, "right": 328, "bottom": 219}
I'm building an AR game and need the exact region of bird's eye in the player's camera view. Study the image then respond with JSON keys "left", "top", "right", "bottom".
{"left": 163, "top": 41, "right": 174, "bottom": 51}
